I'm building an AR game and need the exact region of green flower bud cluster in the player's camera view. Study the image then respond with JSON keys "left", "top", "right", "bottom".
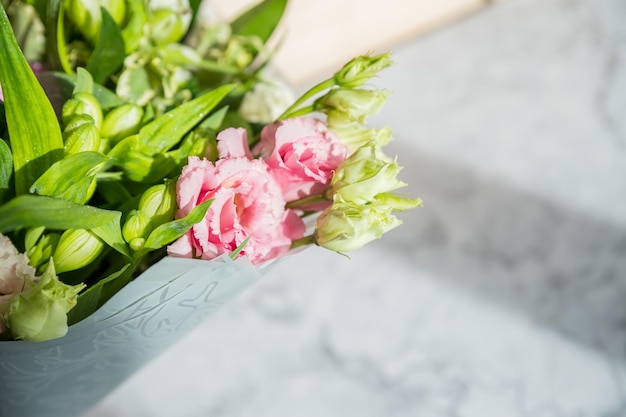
{"left": 122, "top": 181, "right": 176, "bottom": 251}
{"left": 277, "top": 52, "right": 420, "bottom": 254}
{"left": 61, "top": 90, "right": 103, "bottom": 156}
{"left": 317, "top": 54, "right": 394, "bottom": 153}
{"left": 192, "top": 21, "right": 265, "bottom": 71}
{"left": 315, "top": 143, "right": 421, "bottom": 253}
{"left": 278, "top": 53, "right": 393, "bottom": 142}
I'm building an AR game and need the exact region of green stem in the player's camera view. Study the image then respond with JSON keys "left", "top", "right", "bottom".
{"left": 277, "top": 78, "right": 335, "bottom": 121}
{"left": 279, "top": 105, "right": 316, "bottom": 121}
{"left": 286, "top": 193, "right": 329, "bottom": 209}
{"left": 290, "top": 234, "right": 315, "bottom": 250}
{"left": 50, "top": 0, "right": 73, "bottom": 74}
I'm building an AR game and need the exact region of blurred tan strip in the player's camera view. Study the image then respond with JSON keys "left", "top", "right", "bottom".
{"left": 211, "top": 0, "right": 487, "bottom": 86}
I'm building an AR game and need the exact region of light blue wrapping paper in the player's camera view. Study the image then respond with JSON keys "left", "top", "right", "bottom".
{"left": 0, "top": 255, "right": 261, "bottom": 417}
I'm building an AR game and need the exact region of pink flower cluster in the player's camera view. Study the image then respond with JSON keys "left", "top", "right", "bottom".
{"left": 168, "top": 117, "right": 347, "bottom": 265}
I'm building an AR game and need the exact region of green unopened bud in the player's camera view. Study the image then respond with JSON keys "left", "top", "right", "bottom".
{"left": 65, "top": 0, "right": 102, "bottom": 45}
{"left": 63, "top": 116, "right": 101, "bottom": 155}
{"left": 329, "top": 143, "right": 405, "bottom": 204}
{"left": 334, "top": 52, "right": 393, "bottom": 88}
{"left": 100, "top": 0, "right": 127, "bottom": 26}
{"left": 53, "top": 229, "right": 105, "bottom": 273}
{"left": 315, "top": 88, "right": 389, "bottom": 123}
{"left": 149, "top": 8, "right": 187, "bottom": 45}
{"left": 62, "top": 92, "right": 103, "bottom": 129}
{"left": 328, "top": 120, "right": 393, "bottom": 153}
{"left": 101, "top": 103, "right": 144, "bottom": 143}
{"left": 138, "top": 182, "right": 176, "bottom": 226}
{"left": 315, "top": 196, "right": 402, "bottom": 253}
{"left": 122, "top": 209, "right": 151, "bottom": 244}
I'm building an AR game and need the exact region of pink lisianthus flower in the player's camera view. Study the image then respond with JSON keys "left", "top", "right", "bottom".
{"left": 254, "top": 117, "right": 347, "bottom": 204}
{"left": 168, "top": 128, "right": 305, "bottom": 265}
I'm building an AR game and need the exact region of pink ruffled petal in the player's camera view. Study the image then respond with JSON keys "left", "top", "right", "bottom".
{"left": 217, "top": 128, "right": 253, "bottom": 160}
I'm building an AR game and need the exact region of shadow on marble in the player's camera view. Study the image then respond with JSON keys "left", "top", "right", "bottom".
{"left": 384, "top": 140, "right": 626, "bottom": 360}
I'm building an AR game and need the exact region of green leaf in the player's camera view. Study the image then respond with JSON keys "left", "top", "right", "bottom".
{"left": 67, "top": 263, "right": 132, "bottom": 325}
{"left": 0, "top": 5, "right": 64, "bottom": 195}
{"left": 186, "top": 0, "right": 203, "bottom": 40}
{"left": 200, "top": 105, "right": 229, "bottom": 131}
{"left": 74, "top": 67, "right": 94, "bottom": 94}
{"left": 231, "top": 0, "right": 288, "bottom": 43}
{"left": 229, "top": 236, "right": 250, "bottom": 260}
{"left": 30, "top": 0, "right": 49, "bottom": 23}
{"left": 50, "top": 0, "right": 73, "bottom": 74}
{"left": 30, "top": 152, "right": 112, "bottom": 204}
{"left": 0, "top": 138, "right": 13, "bottom": 202}
{"left": 108, "top": 85, "right": 234, "bottom": 182}
{"left": 138, "top": 84, "right": 235, "bottom": 152}
{"left": 91, "top": 211, "right": 131, "bottom": 258}
{"left": 141, "top": 199, "right": 212, "bottom": 253}
{"left": 0, "top": 100, "right": 6, "bottom": 137}
{"left": 0, "top": 195, "right": 120, "bottom": 233}
{"left": 86, "top": 7, "right": 126, "bottom": 84}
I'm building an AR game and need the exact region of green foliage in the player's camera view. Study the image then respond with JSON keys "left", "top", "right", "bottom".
{"left": 0, "top": 5, "right": 64, "bottom": 195}
{"left": 231, "top": 0, "right": 288, "bottom": 42}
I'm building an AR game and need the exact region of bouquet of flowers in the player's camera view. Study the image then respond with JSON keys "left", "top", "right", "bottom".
{"left": 0, "top": 0, "right": 420, "bottom": 414}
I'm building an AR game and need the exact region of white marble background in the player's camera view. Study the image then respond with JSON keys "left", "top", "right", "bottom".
{"left": 84, "top": 0, "right": 626, "bottom": 415}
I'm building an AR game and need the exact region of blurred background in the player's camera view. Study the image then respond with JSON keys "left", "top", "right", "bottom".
{"left": 86, "top": 0, "right": 626, "bottom": 415}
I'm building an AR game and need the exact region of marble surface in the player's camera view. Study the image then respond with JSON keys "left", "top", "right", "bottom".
{"left": 84, "top": 0, "right": 626, "bottom": 415}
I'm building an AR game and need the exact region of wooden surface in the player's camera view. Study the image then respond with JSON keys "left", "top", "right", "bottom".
{"left": 210, "top": 0, "right": 488, "bottom": 86}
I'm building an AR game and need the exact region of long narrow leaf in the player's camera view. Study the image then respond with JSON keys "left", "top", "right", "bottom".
{"left": 0, "top": 138, "right": 12, "bottom": 202}
{"left": 138, "top": 84, "right": 235, "bottom": 152}
{"left": 67, "top": 263, "right": 132, "bottom": 325}
{"left": 0, "top": 195, "right": 120, "bottom": 233}
{"left": 86, "top": 7, "right": 125, "bottom": 84}
{"left": 231, "top": 0, "right": 288, "bottom": 43}
{"left": 91, "top": 211, "right": 131, "bottom": 258}
{"left": 141, "top": 199, "right": 212, "bottom": 253}
{"left": 30, "top": 151, "right": 112, "bottom": 204}
{"left": 0, "top": 5, "right": 64, "bottom": 195}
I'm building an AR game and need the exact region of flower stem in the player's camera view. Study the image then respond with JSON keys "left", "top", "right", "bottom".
{"left": 279, "top": 105, "right": 317, "bottom": 120}
{"left": 286, "top": 193, "right": 329, "bottom": 209}
{"left": 291, "top": 234, "right": 315, "bottom": 250}
{"left": 277, "top": 79, "right": 335, "bottom": 121}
